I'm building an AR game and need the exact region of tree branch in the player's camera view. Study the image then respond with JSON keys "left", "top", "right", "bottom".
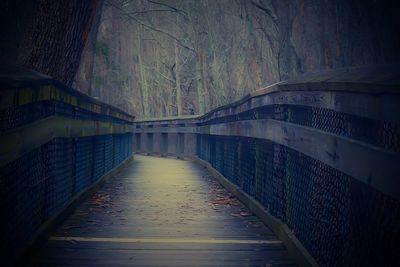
{"left": 144, "top": 65, "right": 176, "bottom": 84}
{"left": 129, "top": 9, "right": 180, "bottom": 15}
{"left": 146, "top": 0, "right": 188, "bottom": 16}
{"left": 107, "top": 1, "right": 195, "bottom": 52}
{"left": 251, "top": 1, "right": 278, "bottom": 26}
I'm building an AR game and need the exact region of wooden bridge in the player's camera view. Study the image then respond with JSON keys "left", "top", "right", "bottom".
{"left": 1, "top": 65, "right": 399, "bottom": 266}
{"left": 29, "top": 155, "right": 295, "bottom": 266}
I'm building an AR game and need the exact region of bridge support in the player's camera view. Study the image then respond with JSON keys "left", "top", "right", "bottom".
{"left": 161, "top": 133, "right": 168, "bottom": 156}
{"left": 177, "top": 133, "right": 184, "bottom": 159}
{"left": 146, "top": 133, "right": 153, "bottom": 155}
{"left": 134, "top": 133, "right": 141, "bottom": 153}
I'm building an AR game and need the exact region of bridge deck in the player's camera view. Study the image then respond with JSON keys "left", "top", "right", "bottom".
{"left": 28, "top": 155, "right": 296, "bottom": 266}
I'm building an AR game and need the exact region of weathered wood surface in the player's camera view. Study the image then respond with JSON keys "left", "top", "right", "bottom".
{"left": 27, "top": 155, "right": 295, "bottom": 266}
{"left": 0, "top": 66, "right": 135, "bottom": 122}
{"left": 0, "top": 116, "right": 132, "bottom": 166}
{"left": 135, "top": 65, "right": 400, "bottom": 125}
{"left": 133, "top": 118, "right": 400, "bottom": 200}
{"left": 204, "top": 119, "right": 400, "bottom": 200}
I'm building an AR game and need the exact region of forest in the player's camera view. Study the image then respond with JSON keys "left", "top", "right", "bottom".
{"left": 0, "top": 0, "right": 398, "bottom": 118}
{"left": 72, "top": 0, "right": 399, "bottom": 119}
{"left": 0, "top": 1, "right": 399, "bottom": 266}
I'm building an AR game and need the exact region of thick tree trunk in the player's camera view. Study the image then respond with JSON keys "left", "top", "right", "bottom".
{"left": 0, "top": 0, "right": 103, "bottom": 86}
{"left": 73, "top": 0, "right": 104, "bottom": 95}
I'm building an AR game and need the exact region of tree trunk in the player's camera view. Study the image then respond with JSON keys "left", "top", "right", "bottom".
{"left": 175, "top": 40, "right": 182, "bottom": 116}
{"left": 6, "top": 0, "right": 103, "bottom": 86}
{"left": 137, "top": 33, "right": 149, "bottom": 118}
{"left": 73, "top": 0, "right": 104, "bottom": 95}
{"left": 200, "top": 51, "right": 209, "bottom": 112}
{"left": 196, "top": 57, "right": 205, "bottom": 114}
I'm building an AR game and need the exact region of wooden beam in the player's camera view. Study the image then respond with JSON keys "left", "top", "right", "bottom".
{"left": 0, "top": 116, "right": 132, "bottom": 166}
{"left": 196, "top": 119, "right": 400, "bottom": 200}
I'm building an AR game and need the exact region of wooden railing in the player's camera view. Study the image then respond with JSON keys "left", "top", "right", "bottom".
{"left": 134, "top": 65, "right": 400, "bottom": 266}
{"left": 0, "top": 67, "right": 135, "bottom": 265}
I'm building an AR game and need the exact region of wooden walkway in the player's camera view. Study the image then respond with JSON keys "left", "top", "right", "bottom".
{"left": 28, "top": 155, "right": 296, "bottom": 266}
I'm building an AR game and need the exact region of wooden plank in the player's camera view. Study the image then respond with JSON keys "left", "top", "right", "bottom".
{"left": 44, "top": 240, "right": 286, "bottom": 251}
{"left": 134, "top": 89, "right": 400, "bottom": 129}
{"left": 134, "top": 126, "right": 196, "bottom": 134}
{"left": 0, "top": 116, "right": 132, "bottom": 166}
{"left": 28, "top": 155, "right": 296, "bottom": 266}
{"left": 250, "top": 90, "right": 400, "bottom": 124}
{"left": 201, "top": 119, "right": 400, "bottom": 200}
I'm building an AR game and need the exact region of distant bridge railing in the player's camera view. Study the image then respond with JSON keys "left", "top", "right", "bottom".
{"left": 134, "top": 66, "right": 400, "bottom": 266}
{"left": 0, "top": 69, "right": 134, "bottom": 265}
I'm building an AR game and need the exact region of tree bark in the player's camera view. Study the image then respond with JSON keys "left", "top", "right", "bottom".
{"left": 200, "top": 51, "right": 209, "bottom": 112}
{"left": 9, "top": 0, "right": 104, "bottom": 86}
{"left": 174, "top": 40, "right": 182, "bottom": 116}
{"left": 137, "top": 33, "right": 149, "bottom": 118}
{"left": 73, "top": 0, "right": 105, "bottom": 95}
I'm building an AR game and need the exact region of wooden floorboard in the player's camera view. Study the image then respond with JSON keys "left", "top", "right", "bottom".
{"left": 27, "top": 155, "right": 296, "bottom": 266}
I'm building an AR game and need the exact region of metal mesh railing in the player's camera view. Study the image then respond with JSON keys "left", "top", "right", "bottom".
{"left": 0, "top": 79, "right": 135, "bottom": 266}
{"left": 0, "top": 133, "right": 133, "bottom": 263}
{"left": 196, "top": 134, "right": 400, "bottom": 266}
{"left": 197, "top": 104, "right": 400, "bottom": 153}
{"left": 286, "top": 105, "right": 400, "bottom": 152}
{"left": 222, "top": 137, "right": 239, "bottom": 185}
{"left": 0, "top": 100, "right": 131, "bottom": 133}
{"left": 75, "top": 137, "right": 93, "bottom": 193}
{"left": 239, "top": 138, "right": 256, "bottom": 196}
{"left": 0, "top": 146, "right": 46, "bottom": 261}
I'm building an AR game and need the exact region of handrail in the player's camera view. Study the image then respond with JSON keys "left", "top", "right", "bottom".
{"left": 136, "top": 65, "right": 400, "bottom": 124}
{"left": 133, "top": 65, "right": 400, "bottom": 267}
{"left": 0, "top": 65, "right": 135, "bottom": 123}
{"left": 0, "top": 66, "right": 134, "bottom": 266}
{"left": 134, "top": 74, "right": 400, "bottom": 199}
